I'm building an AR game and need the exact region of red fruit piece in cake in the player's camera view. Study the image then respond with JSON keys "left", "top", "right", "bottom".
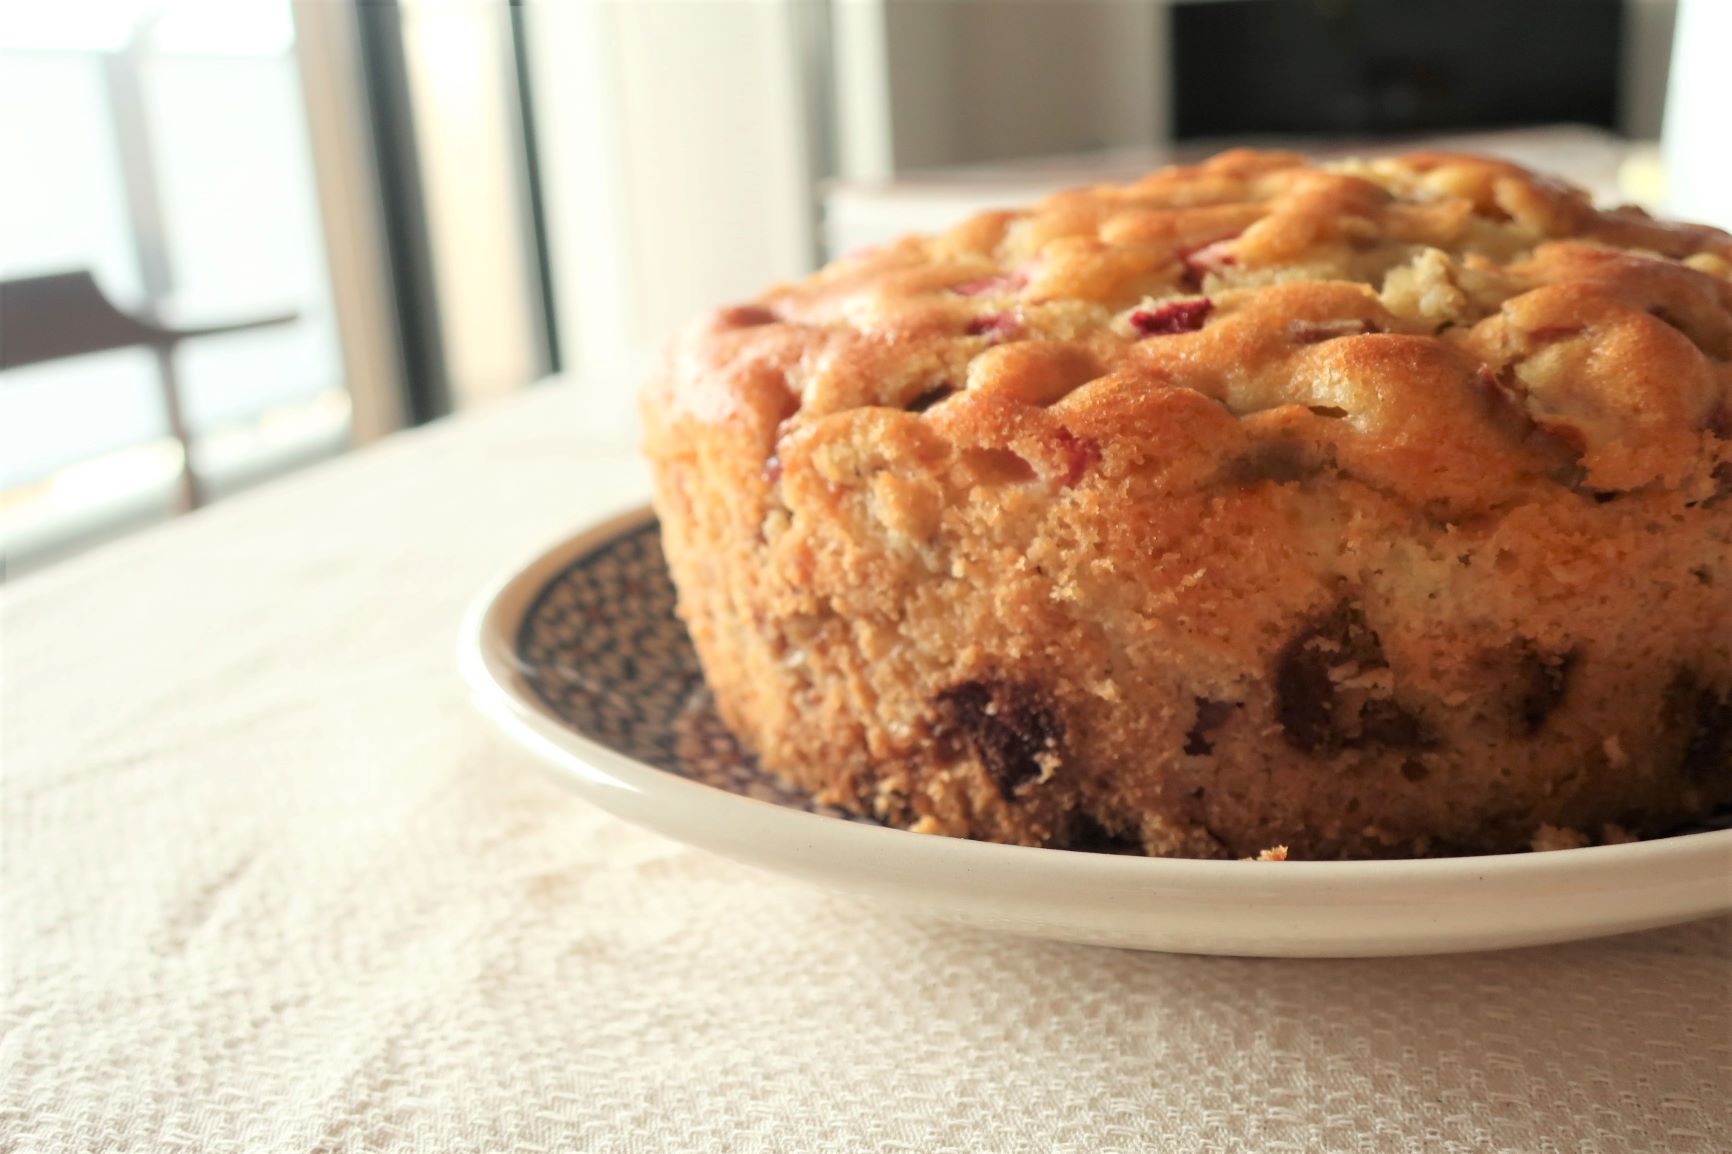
{"left": 1129, "top": 298, "right": 1213, "bottom": 337}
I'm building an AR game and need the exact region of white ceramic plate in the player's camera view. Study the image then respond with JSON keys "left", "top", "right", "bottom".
{"left": 460, "top": 505, "right": 1732, "bottom": 957}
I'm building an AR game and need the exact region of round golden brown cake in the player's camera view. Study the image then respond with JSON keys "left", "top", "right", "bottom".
{"left": 642, "top": 149, "right": 1732, "bottom": 860}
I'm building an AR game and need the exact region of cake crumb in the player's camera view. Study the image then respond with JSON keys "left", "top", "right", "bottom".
{"left": 1603, "top": 734, "right": 1628, "bottom": 768}
{"left": 1242, "top": 844, "right": 1289, "bottom": 861}
{"left": 1530, "top": 824, "right": 1590, "bottom": 852}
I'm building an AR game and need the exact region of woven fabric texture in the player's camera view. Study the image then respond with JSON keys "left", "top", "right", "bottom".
{"left": 4, "top": 385, "right": 1729, "bottom": 1153}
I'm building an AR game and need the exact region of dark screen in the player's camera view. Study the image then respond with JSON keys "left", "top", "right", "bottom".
{"left": 1171, "top": 0, "right": 1623, "bottom": 138}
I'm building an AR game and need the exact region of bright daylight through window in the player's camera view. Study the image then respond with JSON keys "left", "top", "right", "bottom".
{"left": 1, "top": 0, "right": 349, "bottom": 575}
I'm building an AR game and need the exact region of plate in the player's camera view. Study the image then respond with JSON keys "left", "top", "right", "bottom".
{"left": 460, "top": 506, "right": 1732, "bottom": 957}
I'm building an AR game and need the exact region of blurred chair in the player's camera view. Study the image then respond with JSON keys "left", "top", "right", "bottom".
{"left": 0, "top": 269, "right": 296, "bottom": 510}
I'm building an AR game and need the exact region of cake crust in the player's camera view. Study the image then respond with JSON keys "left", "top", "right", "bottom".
{"left": 643, "top": 150, "right": 1732, "bottom": 859}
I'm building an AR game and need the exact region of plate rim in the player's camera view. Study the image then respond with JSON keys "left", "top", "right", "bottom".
{"left": 460, "top": 503, "right": 1732, "bottom": 906}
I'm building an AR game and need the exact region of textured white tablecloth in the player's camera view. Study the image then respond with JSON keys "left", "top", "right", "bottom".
{"left": 4, "top": 383, "right": 1729, "bottom": 1153}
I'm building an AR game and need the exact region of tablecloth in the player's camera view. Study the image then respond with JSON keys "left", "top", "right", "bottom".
{"left": 4, "top": 382, "right": 1729, "bottom": 1153}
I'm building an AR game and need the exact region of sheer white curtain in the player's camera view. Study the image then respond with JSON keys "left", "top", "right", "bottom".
{"left": 524, "top": 1, "right": 822, "bottom": 444}
{"left": 1663, "top": 0, "right": 1732, "bottom": 230}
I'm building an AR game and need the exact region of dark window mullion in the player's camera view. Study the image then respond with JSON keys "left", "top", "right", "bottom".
{"left": 508, "top": 0, "right": 561, "bottom": 378}
{"left": 354, "top": 0, "right": 451, "bottom": 425}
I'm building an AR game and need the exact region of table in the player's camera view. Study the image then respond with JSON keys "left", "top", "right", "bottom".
{"left": 4, "top": 383, "right": 1729, "bottom": 1153}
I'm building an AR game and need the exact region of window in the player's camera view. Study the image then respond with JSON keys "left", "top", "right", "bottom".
{"left": 1, "top": 1, "right": 348, "bottom": 573}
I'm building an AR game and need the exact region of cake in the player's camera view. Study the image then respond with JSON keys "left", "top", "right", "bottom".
{"left": 642, "top": 149, "right": 1732, "bottom": 860}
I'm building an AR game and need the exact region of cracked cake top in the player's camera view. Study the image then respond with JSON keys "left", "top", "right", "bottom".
{"left": 651, "top": 149, "right": 1732, "bottom": 518}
